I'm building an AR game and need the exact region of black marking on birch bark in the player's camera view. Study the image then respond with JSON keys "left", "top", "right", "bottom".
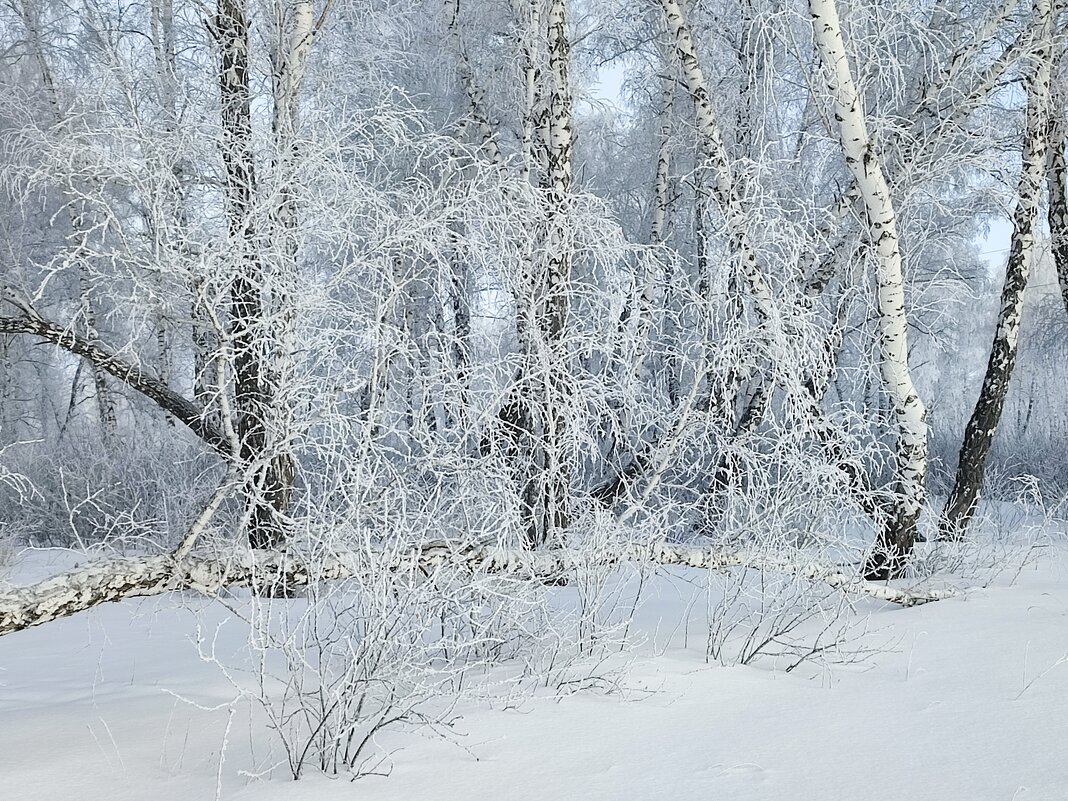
{"left": 0, "top": 315, "right": 227, "bottom": 452}
{"left": 941, "top": 0, "right": 1053, "bottom": 540}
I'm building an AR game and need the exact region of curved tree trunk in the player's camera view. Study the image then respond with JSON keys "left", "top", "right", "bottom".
{"left": 941, "top": 0, "right": 1054, "bottom": 539}
{"left": 809, "top": 0, "right": 929, "bottom": 579}
{"left": 657, "top": 0, "right": 777, "bottom": 321}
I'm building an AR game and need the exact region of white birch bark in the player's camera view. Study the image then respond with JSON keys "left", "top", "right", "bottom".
{"left": 512, "top": 0, "right": 543, "bottom": 186}
{"left": 656, "top": 0, "right": 776, "bottom": 320}
{"left": 544, "top": 0, "right": 572, "bottom": 338}
{"left": 447, "top": 0, "right": 504, "bottom": 166}
{"left": 808, "top": 0, "right": 929, "bottom": 578}
{"left": 637, "top": 62, "right": 675, "bottom": 366}
{"left": 529, "top": 0, "right": 573, "bottom": 546}
{"left": 650, "top": 70, "right": 674, "bottom": 247}
{"left": 0, "top": 539, "right": 959, "bottom": 637}
{"left": 809, "top": 2, "right": 1036, "bottom": 296}
{"left": 272, "top": 0, "right": 314, "bottom": 142}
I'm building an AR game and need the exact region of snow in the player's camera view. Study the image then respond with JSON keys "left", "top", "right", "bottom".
{"left": 1, "top": 544, "right": 1066, "bottom": 801}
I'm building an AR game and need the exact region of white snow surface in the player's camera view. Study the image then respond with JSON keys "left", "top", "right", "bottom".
{"left": 1, "top": 543, "right": 1066, "bottom": 801}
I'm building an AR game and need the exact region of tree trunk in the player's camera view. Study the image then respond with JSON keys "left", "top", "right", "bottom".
{"left": 0, "top": 313, "right": 226, "bottom": 451}
{"left": 808, "top": 0, "right": 929, "bottom": 579}
{"left": 512, "top": 0, "right": 543, "bottom": 187}
{"left": 447, "top": 0, "right": 503, "bottom": 166}
{"left": 941, "top": 0, "right": 1054, "bottom": 539}
{"left": 217, "top": 0, "right": 292, "bottom": 550}
{"left": 1047, "top": 37, "right": 1068, "bottom": 316}
{"left": 658, "top": 0, "right": 776, "bottom": 321}
{"left": 0, "top": 539, "right": 959, "bottom": 638}
{"left": 520, "top": 0, "right": 573, "bottom": 548}
{"left": 149, "top": 0, "right": 181, "bottom": 388}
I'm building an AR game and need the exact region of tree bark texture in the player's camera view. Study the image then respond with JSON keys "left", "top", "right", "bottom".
{"left": 0, "top": 541, "right": 959, "bottom": 638}
{"left": 217, "top": 0, "right": 293, "bottom": 549}
{"left": 808, "top": 0, "right": 929, "bottom": 578}
{"left": 941, "top": 0, "right": 1054, "bottom": 539}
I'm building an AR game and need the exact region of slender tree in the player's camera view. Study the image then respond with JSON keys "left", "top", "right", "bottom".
{"left": 809, "top": 0, "right": 929, "bottom": 578}
{"left": 941, "top": 0, "right": 1055, "bottom": 539}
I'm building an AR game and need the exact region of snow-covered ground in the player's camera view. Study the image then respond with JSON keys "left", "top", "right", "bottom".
{"left": 2, "top": 541, "right": 1066, "bottom": 801}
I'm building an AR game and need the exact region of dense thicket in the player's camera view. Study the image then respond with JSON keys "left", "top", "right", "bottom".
{"left": 1, "top": 0, "right": 1066, "bottom": 583}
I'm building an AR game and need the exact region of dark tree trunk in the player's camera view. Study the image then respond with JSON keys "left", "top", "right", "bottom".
{"left": 217, "top": 0, "right": 292, "bottom": 550}
{"left": 940, "top": 28, "right": 1052, "bottom": 539}
{"left": 0, "top": 314, "right": 226, "bottom": 451}
{"left": 1046, "top": 123, "right": 1068, "bottom": 316}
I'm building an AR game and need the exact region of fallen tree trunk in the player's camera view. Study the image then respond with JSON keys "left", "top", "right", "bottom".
{"left": 0, "top": 541, "right": 958, "bottom": 636}
{"left": 0, "top": 314, "right": 227, "bottom": 453}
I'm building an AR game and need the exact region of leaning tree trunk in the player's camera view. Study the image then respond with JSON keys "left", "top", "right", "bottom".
{"left": 0, "top": 467, "right": 959, "bottom": 639}
{"left": 0, "top": 309, "right": 228, "bottom": 451}
{"left": 658, "top": 0, "right": 777, "bottom": 321}
{"left": 659, "top": 0, "right": 780, "bottom": 433}
{"left": 941, "top": 0, "right": 1054, "bottom": 540}
{"left": 809, "top": 0, "right": 929, "bottom": 579}
{"left": 586, "top": 0, "right": 781, "bottom": 511}
{"left": 0, "top": 539, "right": 959, "bottom": 637}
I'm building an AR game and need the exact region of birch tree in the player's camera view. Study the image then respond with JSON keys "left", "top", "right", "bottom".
{"left": 1046, "top": 1, "right": 1068, "bottom": 316}
{"left": 1, "top": 0, "right": 1064, "bottom": 651}
{"left": 941, "top": 0, "right": 1055, "bottom": 539}
{"left": 809, "top": 0, "right": 929, "bottom": 578}
{"left": 530, "top": 0, "right": 575, "bottom": 544}
{"left": 477, "top": 0, "right": 578, "bottom": 548}
{"left": 656, "top": 0, "right": 778, "bottom": 321}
